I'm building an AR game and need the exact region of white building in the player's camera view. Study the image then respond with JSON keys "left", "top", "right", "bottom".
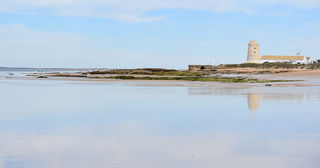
{"left": 246, "top": 40, "right": 312, "bottom": 64}
{"left": 261, "top": 55, "right": 312, "bottom": 64}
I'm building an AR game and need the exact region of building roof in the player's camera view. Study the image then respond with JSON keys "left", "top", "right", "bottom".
{"left": 261, "top": 55, "right": 305, "bottom": 61}
{"left": 306, "top": 57, "right": 311, "bottom": 60}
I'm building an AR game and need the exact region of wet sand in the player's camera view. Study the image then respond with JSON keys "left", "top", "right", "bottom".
{"left": 1, "top": 70, "right": 320, "bottom": 88}
{"left": 1, "top": 70, "right": 320, "bottom": 168}
{"left": 273, "top": 70, "right": 320, "bottom": 77}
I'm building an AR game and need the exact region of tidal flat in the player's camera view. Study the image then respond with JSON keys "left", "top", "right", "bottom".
{"left": 29, "top": 68, "right": 306, "bottom": 83}
{"left": 0, "top": 71, "right": 320, "bottom": 168}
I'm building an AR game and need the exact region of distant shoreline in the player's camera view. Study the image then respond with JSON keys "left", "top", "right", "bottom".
{"left": 0, "top": 67, "right": 107, "bottom": 72}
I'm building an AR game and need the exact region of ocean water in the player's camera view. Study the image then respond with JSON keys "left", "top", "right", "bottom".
{"left": 0, "top": 72, "right": 320, "bottom": 168}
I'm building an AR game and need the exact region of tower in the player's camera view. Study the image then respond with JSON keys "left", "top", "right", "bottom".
{"left": 297, "top": 49, "right": 301, "bottom": 56}
{"left": 247, "top": 40, "right": 260, "bottom": 63}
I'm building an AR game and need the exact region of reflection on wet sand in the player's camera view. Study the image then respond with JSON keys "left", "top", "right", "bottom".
{"left": 188, "top": 86, "right": 248, "bottom": 96}
{"left": 247, "top": 93, "right": 260, "bottom": 111}
{"left": 188, "top": 87, "right": 315, "bottom": 111}
{"left": 0, "top": 130, "right": 319, "bottom": 168}
{"left": 1, "top": 77, "right": 320, "bottom": 168}
{"left": 248, "top": 93, "right": 311, "bottom": 111}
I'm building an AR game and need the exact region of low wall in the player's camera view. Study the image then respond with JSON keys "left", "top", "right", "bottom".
{"left": 188, "top": 65, "right": 215, "bottom": 71}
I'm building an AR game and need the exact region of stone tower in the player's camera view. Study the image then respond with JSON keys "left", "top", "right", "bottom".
{"left": 247, "top": 40, "right": 260, "bottom": 63}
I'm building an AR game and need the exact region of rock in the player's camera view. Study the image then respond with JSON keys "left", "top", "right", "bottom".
{"left": 37, "top": 76, "right": 48, "bottom": 78}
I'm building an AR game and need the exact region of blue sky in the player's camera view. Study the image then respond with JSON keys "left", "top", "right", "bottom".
{"left": 0, "top": 0, "right": 320, "bottom": 68}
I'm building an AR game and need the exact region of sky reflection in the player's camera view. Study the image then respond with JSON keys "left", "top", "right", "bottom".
{"left": 0, "top": 78, "right": 320, "bottom": 168}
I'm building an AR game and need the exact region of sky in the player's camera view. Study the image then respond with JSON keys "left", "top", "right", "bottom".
{"left": 0, "top": 0, "right": 320, "bottom": 69}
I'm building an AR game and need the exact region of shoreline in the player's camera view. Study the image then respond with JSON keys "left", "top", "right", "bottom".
{"left": 1, "top": 68, "right": 319, "bottom": 87}
{"left": 27, "top": 68, "right": 320, "bottom": 84}
{"left": 0, "top": 70, "right": 318, "bottom": 88}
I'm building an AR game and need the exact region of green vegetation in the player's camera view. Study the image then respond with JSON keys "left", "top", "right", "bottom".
{"left": 222, "top": 62, "right": 320, "bottom": 69}
{"left": 92, "top": 75, "right": 297, "bottom": 83}
{"left": 44, "top": 67, "right": 302, "bottom": 83}
{"left": 130, "top": 71, "right": 205, "bottom": 76}
{"left": 51, "top": 74, "right": 87, "bottom": 78}
{"left": 41, "top": 66, "right": 311, "bottom": 83}
{"left": 87, "top": 68, "right": 207, "bottom": 76}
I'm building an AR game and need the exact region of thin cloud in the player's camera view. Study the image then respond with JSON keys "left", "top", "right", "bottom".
{"left": 0, "top": 0, "right": 319, "bottom": 22}
{"left": 0, "top": 24, "right": 179, "bottom": 68}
